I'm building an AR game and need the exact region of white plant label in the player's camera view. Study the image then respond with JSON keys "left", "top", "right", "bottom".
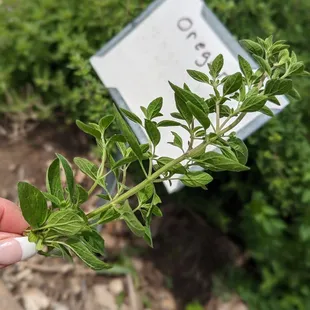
{"left": 91, "top": 0, "right": 288, "bottom": 192}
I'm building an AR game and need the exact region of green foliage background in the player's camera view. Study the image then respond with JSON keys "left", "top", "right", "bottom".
{"left": 200, "top": 0, "right": 310, "bottom": 309}
{"left": 0, "top": 0, "right": 309, "bottom": 309}
{"left": 0, "top": 0, "right": 152, "bottom": 123}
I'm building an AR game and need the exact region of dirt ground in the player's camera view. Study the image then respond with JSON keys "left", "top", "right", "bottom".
{"left": 0, "top": 125, "right": 246, "bottom": 310}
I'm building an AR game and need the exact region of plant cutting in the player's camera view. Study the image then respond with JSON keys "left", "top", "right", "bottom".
{"left": 17, "top": 36, "right": 308, "bottom": 270}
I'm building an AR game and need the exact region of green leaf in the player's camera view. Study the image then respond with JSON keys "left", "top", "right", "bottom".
{"left": 169, "top": 82, "right": 205, "bottom": 112}
{"left": 152, "top": 205, "right": 163, "bottom": 217}
{"left": 287, "top": 62, "right": 305, "bottom": 76}
{"left": 240, "top": 39, "right": 264, "bottom": 57}
{"left": 205, "top": 97, "right": 216, "bottom": 111}
{"left": 187, "top": 101, "right": 211, "bottom": 130}
{"left": 290, "top": 51, "right": 297, "bottom": 63}
{"left": 256, "top": 37, "right": 267, "bottom": 49}
{"left": 219, "top": 105, "right": 231, "bottom": 118}
{"left": 187, "top": 70, "right": 210, "bottom": 83}
{"left": 220, "top": 146, "right": 238, "bottom": 161}
{"left": 240, "top": 94, "right": 268, "bottom": 112}
{"left": 201, "top": 152, "right": 250, "bottom": 172}
{"left": 18, "top": 182, "right": 48, "bottom": 228}
{"left": 74, "top": 184, "right": 88, "bottom": 204}
{"left": 140, "top": 143, "right": 150, "bottom": 154}
{"left": 121, "top": 201, "right": 145, "bottom": 237}
{"left": 195, "top": 129, "right": 206, "bottom": 139}
{"left": 146, "top": 97, "right": 163, "bottom": 119}
{"left": 170, "top": 112, "right": 184, "bottom": 120}
{"left": 268, "top": 96, "right": 281, "bottom": 106}
{"left": 157, "top": 157, "right": 187, "bottom": 174}
{"left": 99, "top": 115, "right": 115, "bottom": 131}
{"left": 76, "top": 120, "right": 101, "bottom": 139}
{"left": 120, "top": 109, "right": 142, "bottom": 125}
{"left": 42, "top": 192, "right": 61, "bottom": 207}
{"left": 97, "top": 194, "right": 110, "bottom": 201}
{"left": 174, "top": 93, "right": 193, "bottom": 124}
{"left": 96, "top": 265, "right": 132, "bottom": 275}
{"left": 227, "top": 136, "right": 248, "bottom": 165}
{"left": 287, "top": 88, "right": 301, "bottom": 100}
{"left": 278, "top": 49, "right": 290, "bottom": 65}
{"left": 169, "top": 131, "right": 183, "bottom": 150}
{"left": 112, "top": 155, "right": 138, "bottom": 170}
{"left": 239, "top": 84, "right": 246, "bottom": 102}
{"left": 181, "top": 171, "right": 213, "bottom": 188}
{"left": 252, "top": 55, "right": 271, "bottom": 76}
{"left": 54, "top": 244, "right": 73, "bottom": 262}
{"left": 137, "top": 183, "right": 155, "bottom": 204}
{"left": 157, "top": 120, "right": 181, "bottom": 127}
{"left": 81, "top": 229, "right": 105, "bottom": 256}
{"left": 223, "top": 72, "right": 242, "bottom": 95}
{"left": 56, "top": 153, "right": 75, "bottom": 201}
{"left": 28, "top": 231, "right": 39, "bottom": 243}
{"left": 264, "top": 79, "right": 293, "bottom": 96}
{"left": 264, "top": 35, "right": 273, "bottom": 47}
{"left": 260, "top": 106, "right": 274, "bottom": 117}
{"left": 74, "top": 157, "right": 103, "bottom": 186}
{"left": 46, "top": 158, "right": 64, "bottom": 202}
{"left": 183, "top": 83, "right": 191, "bottom": 91}
{"left": 98, "top": 207, "right": 120, "bottom": 224}
{"left": 140, "top": 106, "right": 148, "bottom": 118}
{"left": 64, "top": 238, "right": 111, "bottom": 270}
{"left": 238, "top": 55, "right": 253, "bottom": 82}
{"left": 270, "top": 43, "right": 290, "bottom": 55}
{"left": 107, "top": 134, "right": 127, "bottom": 145}
{"left": 145, "top": 119, "right": 161, "bottom": 147}
{"left": 209, "top": 54, "right": 224, "bottom": 78}
{"left": 113, "top": 105, "right": 143, "bottom": 160}
{"left": 143, "top": 226, "right": 153, "bottom": 248}
{"left": 47, "top": 209, "right": 86, "bottom": 235}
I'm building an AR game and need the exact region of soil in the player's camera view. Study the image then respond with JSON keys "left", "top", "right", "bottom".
{"left": 0, "top": 125, "right": 245, "bottom": 310}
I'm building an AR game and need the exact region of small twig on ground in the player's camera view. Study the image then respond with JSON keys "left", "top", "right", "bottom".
{"left": 126, "top": 274, "right": 143, "bottom": 310}
{"left": 23, "top": 263, "right": 96, "bottom": 276}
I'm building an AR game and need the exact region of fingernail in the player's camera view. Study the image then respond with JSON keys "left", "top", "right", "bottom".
{"left": 0, "top": 237, "right": 36, "bottom": 265}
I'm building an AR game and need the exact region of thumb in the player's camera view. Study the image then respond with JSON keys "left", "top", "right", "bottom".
{"left": 0, "top": 236, "right": 36, "bottom": 266}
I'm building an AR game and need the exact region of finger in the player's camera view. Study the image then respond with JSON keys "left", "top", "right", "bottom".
{"left": 0, "top": 232, "right": 20, "bottom": 241}
{"left": 0, "top": 198, "right": 29, "bottom": 234}
{"left": 0, "top": 237, "right": 36, "bottom": 265}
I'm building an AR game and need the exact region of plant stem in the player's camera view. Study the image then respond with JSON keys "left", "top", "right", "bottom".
{"left": 89, "top": 139, "right": 108, "bottom": 195}
{"left": 215, "top": 99, "right": 220, "bottom": 133}
{"left": 148, "top": 143, "right": 155, "bottom": 176}
{"left": 188, "top": 121, "right": 195, "bottom": 151}
{"left": 219, "top": 110, "right": 238, "bottom": 131}
{"left": 88, "top": 181, "right": 98, "bottom": 195}
{"left": 87, "top": 105, "right": 249, "bottom": 220}
{"left": 220, "top": 113, "right": 246, "bottom": 135}
{"left": 114, "top": 167, "right": 128, "bottom": 199}
{"left": 139, "top": 161, "right": 148, "bottom": 178}
{"left": 87, "top": 142, "right": 207, "bottom": 219}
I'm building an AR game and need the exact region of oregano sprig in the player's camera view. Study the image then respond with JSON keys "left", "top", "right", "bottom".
{"left": 17, "top": 37, "right": 308, "bottom": 270}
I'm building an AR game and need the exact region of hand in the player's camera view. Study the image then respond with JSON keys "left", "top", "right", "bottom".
{"left": 0, "top": 198, "right": 36, "bottom": 268}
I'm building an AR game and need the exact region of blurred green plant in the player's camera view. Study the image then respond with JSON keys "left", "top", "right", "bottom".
{"left": 185, "top": 301, "right": 204, "bottom": 310}
{"left": 0, "top": 0, "right": 151, "bottom": 124}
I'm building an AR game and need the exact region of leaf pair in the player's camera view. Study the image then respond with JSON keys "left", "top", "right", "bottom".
{"left": 198, "top": 150, "right": 249, "bottom": 172}
{"left": 121, "top": 201, "right": 154, "bottom": 247}
{"left": 46, "top": 155, "right": 75, "bottom": 204}
{"left": 59, "top": 238, "right": 110, "bottom": 270}
{"left": 169, "top": 82, "right": 211, "bottom": 129}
